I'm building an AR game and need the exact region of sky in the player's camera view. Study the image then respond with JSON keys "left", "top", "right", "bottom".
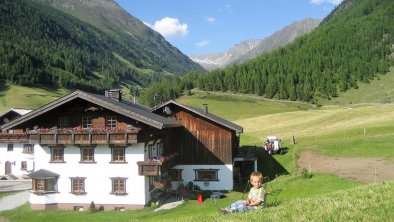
{"left": 115, "top": 0, "right": 343, "bottom": 57}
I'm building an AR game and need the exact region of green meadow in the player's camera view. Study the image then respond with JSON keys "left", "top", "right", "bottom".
{"left": 2, "top": 70, "right": 394, "bottom": 221}
{"left": 0, "top": 82, "right": 69, "bottom": 113}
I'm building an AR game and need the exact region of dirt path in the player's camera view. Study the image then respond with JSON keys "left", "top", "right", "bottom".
{"left": 297, "top": 151, "right": 394, "bottom": 183}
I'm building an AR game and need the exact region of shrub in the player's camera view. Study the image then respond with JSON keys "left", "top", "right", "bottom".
{"left": 88, "top": 201, "right": 97, "bottom": 213}
{"left": 301, "top": 168, "right": 313, "bottom": 179}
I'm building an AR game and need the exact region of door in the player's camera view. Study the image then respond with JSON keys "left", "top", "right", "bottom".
{"left": 5, "top": 161, "right": 12, "bottom": 175}
{"left": 233, "top": 161, "right": 255, "bottom": 185}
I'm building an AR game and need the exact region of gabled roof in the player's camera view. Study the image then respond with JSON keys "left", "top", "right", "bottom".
{"left": 1, "top": 90, "right": 181, "bottom": 130}
{"left": 0, "top": 108, "right": 32, "bottom": 126}
{"left": 155, "top": 100, "right": 243, "bottom": 133}
{"left": 9, "top": 108, "right": 32, "bottom": 115}
{"left": 27, "top": 169, "right": 59, "bottom": 179}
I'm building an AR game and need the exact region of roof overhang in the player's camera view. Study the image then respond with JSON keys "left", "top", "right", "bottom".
{"left": 1, "top": 90, "right": 181, "bottom": 130}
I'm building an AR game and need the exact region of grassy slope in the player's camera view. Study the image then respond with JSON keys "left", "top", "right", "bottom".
{"left": 0, "top": 83, "right": 69, "bottom": 113}
{"left": 2, "top": 179, "right": 391, "bottom": 222}
{"left": 321, "top": 67, "right": 394, "bottom": 105}
{"left": 177, "top": 90, "right": 313, "bottom": 121}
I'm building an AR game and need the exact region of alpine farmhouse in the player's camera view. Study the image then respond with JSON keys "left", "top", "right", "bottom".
{"left": 0, "top": 89, "right": 244, "bottom": 211}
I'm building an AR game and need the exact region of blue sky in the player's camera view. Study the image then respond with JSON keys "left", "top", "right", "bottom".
{"left": 115, "top": 0, "right": 342, "bottom": 56}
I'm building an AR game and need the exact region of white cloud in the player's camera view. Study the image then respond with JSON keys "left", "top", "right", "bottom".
{"left": 205, "top": 16, "right": 216, "bottom": 24}
{"left": 196, "top": 40, "right": 210, "bottom": 47}
{"left": 310, "top": 0, "right": 343, "bottom": 5}
{"left": 150, "top": 17, "right": 188, "bottom": 39}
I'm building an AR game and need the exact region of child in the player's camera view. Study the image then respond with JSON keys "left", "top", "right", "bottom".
{"left": 219, "top": 171, "right": 265, "bottom": 213}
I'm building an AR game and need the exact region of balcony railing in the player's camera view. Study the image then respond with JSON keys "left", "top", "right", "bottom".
{"left": 137, "top": 155, "right": 178, "bottom": 176}
{"left": 0, "top": 133, "right": 29, "bottom": 143}
{"left": 28, "top": 132, "right": 138, "bottom": 145}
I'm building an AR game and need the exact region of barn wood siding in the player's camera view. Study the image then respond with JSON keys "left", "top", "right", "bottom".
{"left": 17, "top": 100, "right": 140, "bottom": 132}
{"left": 174, "top": 110, "right": 232, "bottom": 165}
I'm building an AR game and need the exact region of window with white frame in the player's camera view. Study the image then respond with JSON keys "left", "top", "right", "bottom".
{"left": 194, "top": 169, "right": 219, "bottom": 181}
{"left": 157, "top": 142, "right": 163, "bottom": 158}
{"left": 59, "top": 116, "right": 70, "bottom": 128}
{"left": 82, "top": 116, "right": 92, "bottom": 129}
{"left": 106, "top": 116, "right": 117, "bottom": 129}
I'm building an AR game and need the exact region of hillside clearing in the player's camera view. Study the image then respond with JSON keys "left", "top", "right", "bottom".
{"left": 298, "top": 151, "right": 394, "bottom": 183}
{"left": 236, "top": 104, "right": 394, "bottom": 145}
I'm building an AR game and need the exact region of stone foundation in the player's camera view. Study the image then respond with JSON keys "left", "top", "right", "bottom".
{"left": 30, "top": 203, "right": 144, "bottom": 211}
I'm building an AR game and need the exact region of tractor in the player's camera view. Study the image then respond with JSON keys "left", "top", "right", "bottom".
{"left": 264, "top": 136, "right": 282, "bottom": 155}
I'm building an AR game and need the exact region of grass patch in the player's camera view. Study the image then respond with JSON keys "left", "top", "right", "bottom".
{"left": 0, "top": 174, "right": 363, "bottom": 222}
{"left": 178, "top": 90, "right": 313, "bottom": 121}
{"left": 0, "top": 82, "right": 69, "bottom": 113}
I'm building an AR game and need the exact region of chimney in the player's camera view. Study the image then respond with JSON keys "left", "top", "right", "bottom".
{"left": 105, "top": 89, "right": 122, "bottom": 101}
{"left": 203, "top": 104, "right": 208, "bottom": 113}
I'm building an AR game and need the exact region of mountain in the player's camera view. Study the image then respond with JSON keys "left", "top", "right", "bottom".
{"left": 195, "top": 0, "right": 393, "bottom": 102}
{"left": 0, "top": 0, "right": 204, "bottom": 93}
{"left": 36, "top": 0, "right": 205, "bottom": 75}
{"left": 190, "top": 18, "right": 320, "bottom": 71}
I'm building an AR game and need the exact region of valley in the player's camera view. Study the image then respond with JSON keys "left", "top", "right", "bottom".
{"left": 1, "top": 0, "right": 394, "bottom": 221}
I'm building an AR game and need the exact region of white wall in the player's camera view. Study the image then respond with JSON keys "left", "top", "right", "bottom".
{"left": 31, "top": 143, "right": 146, "bottom": 206}
{"left": 0, "top": 143, "right": 34, "bottom": 177}
{"left": 172, "top": 164, "right": 233, "bottom": 191}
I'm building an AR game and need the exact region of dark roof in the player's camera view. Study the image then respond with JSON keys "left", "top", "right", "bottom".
{"left": 0, "top": 108, "right": 32, "bottom": 117}
{"left": 27, "top": 169, "right": 60, "bottom": 179}
{"left": 1, "top": 90, "right": 181, "bottom": 130}
{"left": 155, "top": 100, "right": 243, "bottom": 133}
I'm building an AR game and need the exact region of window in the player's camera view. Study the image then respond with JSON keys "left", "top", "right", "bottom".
{"left": 157, "top": 143, "right": 163, "bottom": 157}
{"left": 59, "top": 116, "right": 70, "bottom": 128}
{"left": 111, "top": 147, "right": 125, "bottom": 162}
{"left": 111, "top": 177, "right": 127, "bottom": 195}
{"left": 194, "top": 169, "right": 219, "bottom": 181}
{"left": 148, "top": 144, "right": 154, "bottom": 159}
{"left": 82, "top": 116, "right": 92, "bottom": 129}
{"left": 7, "top": 144, "right": 13, "bottom": 152}
{"left": 23, "top": 144, "right": 34, "bottom": 153}
{"left": 21, "top": 161, "right": 27, "bottom": 171}
{"left": 80, "top": 147, "right": 95, "bottom": 163}
{"left": 168, "top": 169, "right": 182, "bottom": 181}
{"left": 106, "top": 116, "right": 117, "bottom": 129}
{"left": 32, "top": 178, "right": 58, "bottom": 193}
{"left": 50, "top": 147, "right": 65, "bottom": 162}
{"left": 70, "top": 177, "right": 86, "bottom": 194}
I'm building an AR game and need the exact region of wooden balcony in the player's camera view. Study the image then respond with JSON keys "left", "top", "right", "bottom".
{"left": 137, "top": 156, "right": 178, "bottom": 176}
{"left": 28, "top": 132, "right": 138, "bottom": 145}
{"left": 0, "top": 133, "right": 29, "bottom": 143}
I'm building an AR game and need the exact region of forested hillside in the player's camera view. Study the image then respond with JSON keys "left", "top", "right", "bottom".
{"left": 0, "top": 0, "right": 203, "bottom": 92}
{"left": 36, "top": 0, "right": 204, "bottom": 75}
{"left": 195, "top": 0, "right": 393, "bottom": 102}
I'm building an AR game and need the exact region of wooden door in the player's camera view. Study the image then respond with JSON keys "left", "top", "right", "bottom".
{"left": 5, "top": 161, "right": 11, "bottom": 175}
